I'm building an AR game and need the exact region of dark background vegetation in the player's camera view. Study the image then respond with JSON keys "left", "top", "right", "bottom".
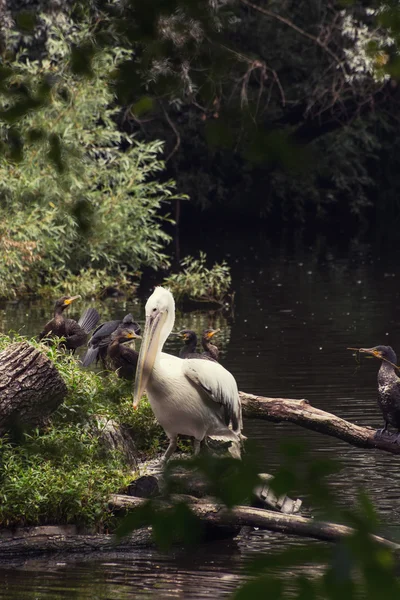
{"left": 3, "top": 0, "right": 400, "bottom": 241}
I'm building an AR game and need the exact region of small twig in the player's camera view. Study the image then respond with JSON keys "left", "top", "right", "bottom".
{"left": 240, "top": 0, "right": 349, "bottom": 85}
{"left": 348, "top": 347, "right": 400, "bottom": 371}
{"left": 160, "top": 102, "right": 181, "bottom": 162}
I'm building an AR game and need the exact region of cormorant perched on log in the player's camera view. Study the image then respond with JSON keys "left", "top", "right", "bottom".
{"left": 81, "top": 314, "right": 141, "bottom": 369}
{"left": 39, "top": 295, "right": 99, "bottom": 353}
{"left": 360, "top": 345, "right": 400, "bottom": 438}
{"left": 201, "top": 328, "right": 220, "bottom": 361}
{"left": 107, "top": 325, "right": 141, "bottom": 380}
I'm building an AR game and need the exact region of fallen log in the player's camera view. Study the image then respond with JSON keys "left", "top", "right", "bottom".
{"left": 0, "top": 341, "right": 67, "bottom": 435}
{"left": 239, "top": 392, "right": 400, "bottom": 456}
{"left": 0, "top": 495, "right": 396, "bottom": 560}
{"left": 110, "top": 494, "right": 399, "bottom": 550}
{"left": 0, "top": 525, "right": 153, "bottom": 559}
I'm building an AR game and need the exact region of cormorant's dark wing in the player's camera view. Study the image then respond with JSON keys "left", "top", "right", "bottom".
{"left": 119, "top": 345, "right": 139, "bottom": 366}
{"left": 90, "top": 320, "right": 122, "bottom": 343}
{"left": 81, "top": 345, "right": 99, "bottom": 367}
{"left": 38, "top": 319, "right": 65, "bottom": 342}
{"left": 64, "top": 318, "right": 88, "bottom": 350}
{"left": 82, "top": 319, "right": 122, "bottom": 366}
{"left": 77, "top": 308, "right": 100, "bottom": 334}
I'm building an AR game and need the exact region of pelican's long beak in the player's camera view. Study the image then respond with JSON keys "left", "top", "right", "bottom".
{"left": 133, "top": 310, "right": 168, "bottom": 408}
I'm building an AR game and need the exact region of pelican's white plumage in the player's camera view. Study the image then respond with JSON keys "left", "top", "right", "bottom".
{"left": 133, "top": 287, "right": 243, "bottom": 461}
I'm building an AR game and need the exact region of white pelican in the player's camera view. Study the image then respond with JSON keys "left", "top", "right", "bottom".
{"left": 133, "top": 287, "right": 243, "bottom": 462}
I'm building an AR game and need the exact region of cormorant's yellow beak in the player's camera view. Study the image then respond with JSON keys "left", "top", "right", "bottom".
{"left": 64, "top": 295, "right": 81, "bottom": 306}
{"left": 207, "top": 328, "right": 220, "bottom": 339}
{"left": 133, "top": 310, "right": 168, "bottom": 409}
{"left": 359, "top": 348, "right": 382, "bottom": 359}
{"left": 126, "top": 331, "right": 141, "bottom": 340}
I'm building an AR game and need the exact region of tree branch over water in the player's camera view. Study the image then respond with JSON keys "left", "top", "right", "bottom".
{"left": 240, "top": 392, "right": 400, "bottom": 456}
{"left": 110, "top": 494, "right": 399, "bottom": 550}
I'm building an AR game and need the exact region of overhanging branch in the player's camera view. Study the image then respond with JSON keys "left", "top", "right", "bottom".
{"left": 239, "top": 392, "right": 400, "bottom": 455}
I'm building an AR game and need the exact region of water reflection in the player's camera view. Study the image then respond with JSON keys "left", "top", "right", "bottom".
{"left": 1, "top": 234, "right": 400, "bottom": 596}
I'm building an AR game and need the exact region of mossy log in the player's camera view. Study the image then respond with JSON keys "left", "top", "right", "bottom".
{"left": 239, "top": 392, "right": 400, "bottom": 456}
{"left": 0, "top": 342, "right": 67, "bottom": 435}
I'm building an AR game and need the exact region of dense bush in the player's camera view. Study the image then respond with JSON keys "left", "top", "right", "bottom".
{"left": 163, "top": 252, "right": 232, "bottom": 304}
{"left": 0, "top": 18, "right": 180, "bottom": 299}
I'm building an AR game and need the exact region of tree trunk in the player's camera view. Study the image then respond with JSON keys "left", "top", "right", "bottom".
{"left": 0, "top": 342, "right": 67, "bottom": 435}
{"left": 94, "top": 417, "right": 138, "bottom": 469}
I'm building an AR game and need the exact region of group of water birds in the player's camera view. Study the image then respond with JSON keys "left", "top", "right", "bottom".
{"left": 39, "top": 287, "right": 242, "bottom": 461}
{"left": 39, "top": 290, "right": 400, "bottom": 460}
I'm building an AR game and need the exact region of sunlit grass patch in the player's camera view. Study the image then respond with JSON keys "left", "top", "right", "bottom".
{"left": 0, "top": 334, "right": 164, "bottom": 527}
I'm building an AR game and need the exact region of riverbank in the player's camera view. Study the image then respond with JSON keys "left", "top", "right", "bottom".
{"left": 0, "top": 334, "right": 165, "bottom": 530}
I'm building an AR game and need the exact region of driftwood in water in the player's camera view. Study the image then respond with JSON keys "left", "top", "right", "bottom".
{"left": 240, "top": 392, "right": 400, "bottom": 456}
{"left": 0, "top": 525, "right": 153, "bottom": 558}
{"left": 110, "top": 494, "right": 399, "bottom": 550}
{"left": 0, "top": 495, "right": 396, "bottom": 560}
{"left": 129, "top": 470, "right": 302, "bottom": 515}
{"left": 0, "top": 342, "right": 67, "bottom": 435}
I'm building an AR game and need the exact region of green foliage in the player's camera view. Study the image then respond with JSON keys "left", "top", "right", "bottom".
{"left": 0, "top": 334, "right": 164, "bottom": 527}
{"left": 163, "top": 252, "right": 232, "bottom": 304}
{"left": 0, "top": 18, "right": 179, "bottom": 299}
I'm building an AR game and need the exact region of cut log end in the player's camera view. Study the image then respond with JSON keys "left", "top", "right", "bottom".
{"left": 0, "top": 341, "right": 67, "bottom": 435}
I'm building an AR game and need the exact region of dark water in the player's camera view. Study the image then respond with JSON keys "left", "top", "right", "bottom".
{"left": 1, "top": 232, "right": 400, "bottom": 597}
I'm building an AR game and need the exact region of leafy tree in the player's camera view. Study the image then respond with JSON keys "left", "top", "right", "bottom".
{"left": 0, "top": 16, "right": 179, "bottom": 298}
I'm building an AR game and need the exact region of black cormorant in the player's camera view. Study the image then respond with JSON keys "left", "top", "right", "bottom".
{"left": 178, "top": 329, "right": 198, "bottom": 359}
{"left": 178, "top": 329, "right": 219, "bottom": 361}
{"left": 360, "top": 345, "right": 400, "bottom": 437}
{"left": 107, "top": 325, "right": 141, "bottom": 380}
{"left": 201, "top": 328, "right": 220, "bottom": 361}
{"left": 81, "top": 314, "right": 141, "bottom": 368}
{"left": 39, "top": 295, "right": 99, "bottom": 352}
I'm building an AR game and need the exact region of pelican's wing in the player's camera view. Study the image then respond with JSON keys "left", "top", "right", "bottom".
{"left": 182, "top": 359, "right": 241, "bottom": 433}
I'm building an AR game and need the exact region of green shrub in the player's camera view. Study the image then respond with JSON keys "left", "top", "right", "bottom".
{"left": 0, "top": 19, "right": 180, "bottom": 299}
{"left": 163, "top": 252, "right": 232, "bottom": 305}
